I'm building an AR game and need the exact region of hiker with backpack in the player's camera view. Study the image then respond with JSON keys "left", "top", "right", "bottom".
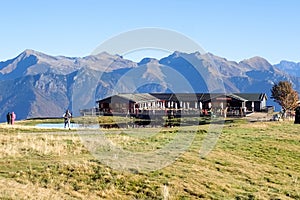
{"left": 63, "top": 110, "right": 72, "bottom": 129}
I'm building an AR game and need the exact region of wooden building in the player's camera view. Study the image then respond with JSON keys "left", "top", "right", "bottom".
{"left": 96, "top": 93, "right": 268, "bottom": 117}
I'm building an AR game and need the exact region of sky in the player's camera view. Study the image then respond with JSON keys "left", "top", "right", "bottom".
{"left": 0, "top": 0, "right": 299, "bottom": 64}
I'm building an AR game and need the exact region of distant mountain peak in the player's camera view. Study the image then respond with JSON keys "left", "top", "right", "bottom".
{"left": 17, "top": 49, "right": 38, "bottom": 60}
{"left": 243, "top": 56, "right": 268, "bottom": 63}
{"left": 275, "top": 60, "right": 300, "bottom": 77}
{"left": 240, "top": 56, "right": 273, "bottom": 71}
{"left": 168, "top": 51, "right": 186, "bottom": 58}
{"left": 18, "top": 49, "right": 58, "bottom": 62}
{"left": 138, "top": 57, "right": 159, "bottom": 65}
{"left": 86, "top": 51, "right": 128, "bottom": 63}
{"left": 90, "top": 51, "right": 111, "bottom": 57}
{"left": 278, "top": 60, "right": 300, "bottom": 66}
{"left": 23, "top": 49, "right": 37, "bottom": 54}
{"left": 21, "top": 49, "right": 47, "bottom": 57}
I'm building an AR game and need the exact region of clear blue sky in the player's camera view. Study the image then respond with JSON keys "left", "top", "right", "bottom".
{"left": 0, "top": 0, "right": 299, "bottom": 64}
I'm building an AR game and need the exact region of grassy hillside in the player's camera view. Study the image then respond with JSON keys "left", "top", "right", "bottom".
{"left": 0, "top": 119, "right": 299, "bottom": 199}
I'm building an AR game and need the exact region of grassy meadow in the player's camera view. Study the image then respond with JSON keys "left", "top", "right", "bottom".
{"left": 0, "top": 117, "right": 299, "bottom": 199}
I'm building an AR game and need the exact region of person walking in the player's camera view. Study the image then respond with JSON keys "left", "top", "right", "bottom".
{"left": 63, "top": 110, "right": 72, "bottom": 129}
{"left": 11, "top": 112, "right": 16, "bottom": 125}
{"left": 6, "top": 112, "right": 11, "bottom": 124}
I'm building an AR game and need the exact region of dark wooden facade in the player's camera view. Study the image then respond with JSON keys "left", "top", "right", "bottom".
{"left": 96, "top": 93, "right": 268, "bottom": 117}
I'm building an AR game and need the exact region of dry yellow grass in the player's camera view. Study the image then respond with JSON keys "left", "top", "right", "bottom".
{"left": 0, "top": 119, "right": 299, "bottom": 199}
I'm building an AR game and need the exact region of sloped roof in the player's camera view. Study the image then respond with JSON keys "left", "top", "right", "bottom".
{"left": 234, "top": 93, "right": 267, "bottom": 101}
{"left": 121, "top": 93, "right": 160, "bottom": 102}
{"left": 151, "top": 93, "right": 200, "bottom": 102}
{"left": 227, "top": 94, "right": 248, "bottom": 101}
{"left": 97, "top": 93, "right": 160, "bottom": 103}
{"left": 96, "top": 95, "right": 134, "bottom": 104}
{"left": 199, "top": 93, "right": 248, "bottom": 102}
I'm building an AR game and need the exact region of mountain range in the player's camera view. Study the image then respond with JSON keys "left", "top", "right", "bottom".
{"left": 0, "top": 49, "right": 299, "bottom": 121}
